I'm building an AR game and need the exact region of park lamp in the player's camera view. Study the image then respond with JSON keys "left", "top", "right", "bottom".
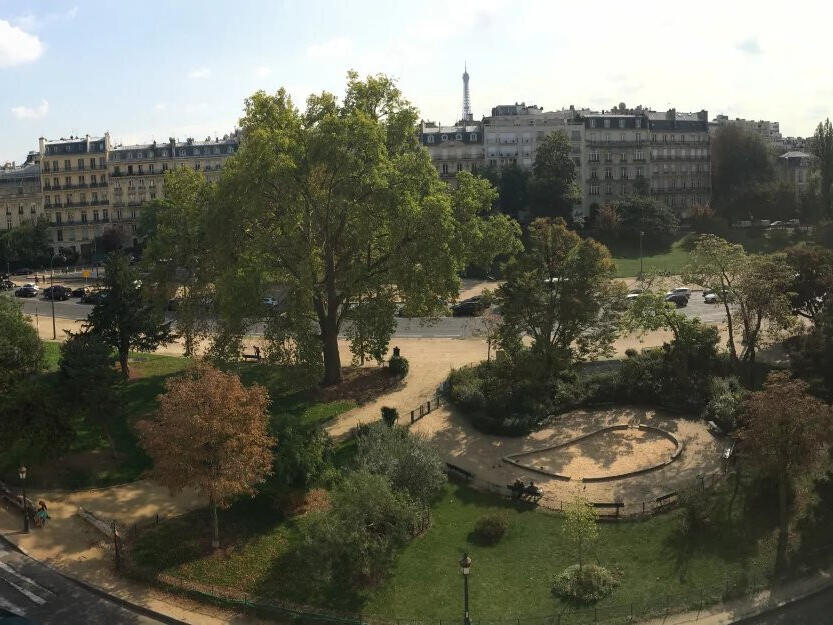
{"left": 460, "top": 552, "right": 472, "bottom": 576}
{"left": 18, "top": 465, "right": 26, "bottom": 481}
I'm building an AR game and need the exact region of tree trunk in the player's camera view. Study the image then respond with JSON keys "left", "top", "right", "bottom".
{"left": 210, "top": 496, "right": 220, "bottom": 550}
{"left": 321, "top": 316, "right": 342, "bottom": 386}
{"left": 119, "top": 347, "right": 130, "bottom": 380}
{"left": 775, "top": 472, "right": 789, "bottom": 574}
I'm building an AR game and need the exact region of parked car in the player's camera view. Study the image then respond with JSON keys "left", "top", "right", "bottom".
{"left": 71, "top": 286, "right": 90, "bottom": 298}
{"left": 81, "top": 291, "right": 107, "bottom": 305}
{"left": 704, "top": 292, "right": 720, "bottom": 304}
{"left": 15, "top": 285, "right": 38, "bottom": 298}
{"left": 666, "top": 287, "right": 691, "bottom": 298}
{"left": 12, "top": 268, "right": 32, "bottom": 276}
{"left": 665, "top": 293, "right": 689, "bottom": 308}
{"left": 451, "top": 296, "right": 487, "bottom": 317}
{"left": 262, "top": 296, "right": 280, "bottom": 307}
{"left": 42, "top": 285, "right": 71, "bottom": 301}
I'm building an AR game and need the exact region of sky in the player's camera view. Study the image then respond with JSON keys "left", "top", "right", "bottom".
{"left": 2, "top": 0, "right": 833, "bottom": 164}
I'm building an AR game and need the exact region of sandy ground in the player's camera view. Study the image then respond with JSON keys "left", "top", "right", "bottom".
{"left": 410, "top": 405, "right": 727, "bottom": 510}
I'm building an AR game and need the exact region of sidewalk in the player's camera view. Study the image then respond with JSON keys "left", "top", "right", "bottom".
{"left": 639, "top": 569, "right": 833, "bottom": 624}
{"left": 0, "top": 480, "right": 271, "bottom": 624}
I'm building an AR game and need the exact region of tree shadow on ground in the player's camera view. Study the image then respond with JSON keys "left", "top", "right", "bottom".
{"left": 793, "top": 461, "right": 833, "bottom": 572}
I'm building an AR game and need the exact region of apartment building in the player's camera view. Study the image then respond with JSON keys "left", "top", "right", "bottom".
{"left": 109, "top": 135, "right": 239, "bottom": 243}
{"left": 777, "top": 151, "right": 815, "bottom": 200}
{"left": 420, "top": 122, "right": 485, "bottom": 182}
{"left": 711, "top": 114, "right": 782, "bottom": 145}
{"left": 0, "top": 153, "right": 42, "bottom": 232}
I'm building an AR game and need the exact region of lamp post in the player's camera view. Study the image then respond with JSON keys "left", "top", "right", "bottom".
{"left": 19, "top": 465, "right": 29, "bottom": 534}
{"left": 49, "top": 253, "right": 65, "bottom": 340}
{"left": 459, "top": 552, "right": 472, "bottom": 625}
{"left": 638, "top": 230, "right": 645, "bottom": 280}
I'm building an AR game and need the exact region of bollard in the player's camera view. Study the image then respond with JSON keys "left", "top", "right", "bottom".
{"left": 419, "top": 405, "right": 424, "bottom": 417}
{"left": 427, "top": 400, "right": 431, "bottom": 412}
{"left": 155, "top": 513, "right": 159, "bottom": 525}
{"left": 410, "top": 410, "right": 415, "bottom": 423}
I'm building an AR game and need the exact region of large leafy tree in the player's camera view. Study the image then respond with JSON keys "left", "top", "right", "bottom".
{"left": 482, "top": 163, "right": 530, "bottom": 219}
{"left": 784, "top": 244, "right": 833, "bottom": 321}
{"left": 529, "top": 131, "right": 581, "bottom": 221}
{"left": 811, "top": 118, "right": 833, "bottom": 217}
{"left": 711, "top": 125, "right": 775, "bottom": 221}
{"left": 611, "top": 196, "right": 680, "bottom": 252}
{"left": 738, "top": 372, "right": 833, "bottom": 571}
{"left": 0, "top": 297, "right": 43, "bottom": 393}
{"left": 0, "top": 217, "right": 51, "bottom": 271}
{"left": 496, "top": 218, "right": 623, "bottom": 370}
{"left": 137, "top": 363, "right": 274, "bottom": 549}
{"left": 140, "top": 169, "right": 215, "bottom": 356}
{"left": 207, "top": 73, "right": 520, "bottom": 384}
{"left": 84, "top": 253, "right": 175, "bottom": 378}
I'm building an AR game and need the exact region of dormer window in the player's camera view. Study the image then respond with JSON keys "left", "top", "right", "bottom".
{"left": 455, "top": 133, "right": 462, "bottom": 141}
{"left": 426, "top": 135, "right": 435, "bottom": 144}
{"left": 470, "top": 133, "right": 478, "bottom": 141}
{"left": 441, "top": 134, "right": 448, "bottom": 142}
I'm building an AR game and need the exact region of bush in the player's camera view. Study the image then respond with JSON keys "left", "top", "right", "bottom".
{"left": 388, "top": 355, "right": 409, "bottom": 378}
{"left": 380, "top": 406, "right": 398, "bottom": 427}
{"left": 552, "top": 564, "right": 619, "bottom": 603}
{"left": 702, "top": 376, "right": 746, "bottom": 432}
{"left": 473, "top": 513, "right": 508, "bottom": 545}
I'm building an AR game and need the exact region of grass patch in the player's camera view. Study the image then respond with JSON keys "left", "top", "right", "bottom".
{"left": 132, "top": 479, "right": 783, "bottom": 621}
{"left": 612, "top": 238, "right": 692, "bottom": 278}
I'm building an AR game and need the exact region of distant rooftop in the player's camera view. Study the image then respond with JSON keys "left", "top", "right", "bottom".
{"left": 780, "top": 151, "right": 813, "bottom": 159}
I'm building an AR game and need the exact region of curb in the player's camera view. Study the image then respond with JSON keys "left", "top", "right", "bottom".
{"left": 0, "top": 532, "right": 189, "bottom": 625}
{"left": 727, "top": 574, "right": 833, "bottom": 624}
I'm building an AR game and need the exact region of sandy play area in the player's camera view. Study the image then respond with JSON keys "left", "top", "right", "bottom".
{"left": 410, "top": 405, "right": 728, "bottom": 512}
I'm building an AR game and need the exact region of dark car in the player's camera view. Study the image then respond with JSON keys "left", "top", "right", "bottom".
{"left": 43, "top": 285, "right": 71, "bottom": 301}
{"left": 71, "top": 286, "right": 90, "bottom": 298}
{"left": 15, "top": 286, "right": 38, "bottom": 298}
{"left": 665, "top": 293, "right": 689, "bottom": 308}
{"left": 81, "top": 291, "right": 107, "bottom": 305}
{"left": 451, "top": 296, "right": 487, "bottom": 317}
{"left": 11, "top": 268, "right": 32, "bottom": 276}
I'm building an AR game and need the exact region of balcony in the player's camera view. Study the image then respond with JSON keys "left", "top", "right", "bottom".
{"left": 585, "top": 138, "right": 646, "bottom": 147}
{"left": 110, "top": 170, "right": 160, "bottom": 178}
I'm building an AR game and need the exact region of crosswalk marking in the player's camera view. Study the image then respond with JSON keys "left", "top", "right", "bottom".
{"left": 0, "top": 561, "right": 55, "bottom": 597}
{"left": 0, "top": 593, "right": 27, "bottom": 616}
{"left": 0, "top": 574, "right": 47, "bottom": 605}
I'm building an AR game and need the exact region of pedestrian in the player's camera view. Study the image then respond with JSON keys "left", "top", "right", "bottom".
{"left": 34, "top": 501, "right": 49, "bottom": 528}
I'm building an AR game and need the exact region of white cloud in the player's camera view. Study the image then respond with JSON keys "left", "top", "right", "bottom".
{"left": 307, "top": 37, "right": 353, "bottom": 59}
{"left": 154, "top": 102, "right": 167, "bottom": 112}
{"left": 0, "top": 20, "right": 44, "bottom": 67}
{"left": 188, "top": 66, "right": 211, "bottom": 79}
{"left": 11, "top": 99, "right": 49, "bottom": 120}
{"left": 65, "top": 6, "right": 79, "bottom": 19}
{"left": 736, "top": 36, "right": 762, "bottom": 55}
{"left": 254, "top": 65, "right": 271, "bottom": 78}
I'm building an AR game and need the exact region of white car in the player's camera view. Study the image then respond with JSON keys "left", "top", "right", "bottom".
{"left": 704, "top": 292, "right": 719, "bottom": 304}
{"left": 23, "top": 282, "right": 39, "bottom": 292}
{"left": 262, "top": 296, "right": 280, "bottom": 307}
{"left": 666, "top": 287, "right": 691, "bottom": 298}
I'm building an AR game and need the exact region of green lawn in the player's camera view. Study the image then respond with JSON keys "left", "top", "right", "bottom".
{"left": 612, "top": 238, "right": 692, "bottom": 278}
{"left": 132, "top": 478, "right": 786, "bottom": 622}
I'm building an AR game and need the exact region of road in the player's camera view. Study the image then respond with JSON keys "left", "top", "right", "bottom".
{"left": 0, "top": 539, "right": 168, "bottom": 624}
{"left": 734, "top": 586, "right": 833, "bottom": 624}
{"left": 2, "top": 290, "right": 726, "bottom": 339}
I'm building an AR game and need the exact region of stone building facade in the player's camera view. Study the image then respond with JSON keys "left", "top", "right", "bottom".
{"left": 0, "top": 153, "right": 43, "bottom": 233}
{"left": 419, "top": 122, "right": 485, "bottom": 182}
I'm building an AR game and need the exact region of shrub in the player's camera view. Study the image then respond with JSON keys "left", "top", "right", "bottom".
{"left": 702, "top": 376, "right": 746, "bottom": 432}
{"left": 473, "top": 513, "right": 508, "bottom": 545}
{"left": 388, "top": 355, "right": 409, "bottom": 378}
{"left": 380, "top": 406, "right": 398, "bottom": 427}
{"left": 552, "top": 564, "right": 619, "bottom": 603}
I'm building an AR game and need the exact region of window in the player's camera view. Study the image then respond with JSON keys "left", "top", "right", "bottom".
{"left": 93, "top": 210, "right": 99, "bottom": 222}
{"left": 18, "top": 205, "right": 23, "bottom": 215}
{"left": 77, "top": 158, "right": 85, "bottom": 169}
{"left": 441, "top": 163, "right": 448, "bottom": 174}
{"left": 635, "top": 119, "right": 642, "bottom": 129}
{"left": 128, "top": 165, "right": 133, "bottom": 175}
{"left": 56, "top": 229, "right": 63, "bottom": 242}
{"left": 620, "top": 167, "right": 627, "bottom": 179}
{"left": 590, "top": 184, "right": 600, "bottom": 195}
{"left": 618, "top": 119, "right": 625, "bottom": 129}
{"left": 620, "top": 133, "right": 626, "bottom": 142}
{"left": 456, "top": 162, "right": 463, "bottom": 172}
{"left": 571, "top": 130, "right": 581, "bottom": 141}
{"left": 90, "top": 158, "right": 96, "bottom": 169}
{"left": 441, "top": 134, "right": 448, "bottom": 142}
{"left": 470, "top": 133, "right": 478, "bottom": 141}
{"left": 102, "top": 209, "right": 108, "bottom": 220}
{"left": 455, "top": 133, "right": 462, "bottom": 141}
{"left": 589, "top": 151, "right": 599, "bottom": 162}
{"left": 99, "top": 157, "right": 105, "bottom": 168}
{"left": 603, "top": 119, "right": 610, "bottom": 128}
{"left": 56, "top": 213, "right": 62, "bottom": 225}
{"left": 590, "top": 119, "right": 597, "bottom": 128}
{"left": 64, "top": 160, "right": 71, "bottom": 170}
{"left": 590, "top": 169, "right": 598, "bottom": 180}
{"left": 635, "top": 151, "right": 645, "bottom": 161}
{"left": 604, "top": 168, "right": 612, "bottom": 179}
{"left": 53, "top": 161, "right": 58, "bottom": 171}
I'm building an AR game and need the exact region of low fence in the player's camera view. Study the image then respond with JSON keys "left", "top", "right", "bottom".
{"left": 404, "top": 394, "right": 443, "bottom": 426}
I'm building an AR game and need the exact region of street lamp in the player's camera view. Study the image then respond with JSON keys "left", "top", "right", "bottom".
{"left": 459, "top": 552, "right": 472, "bottom": 625}
{"left": 49, "top": 253, "right": 65, "bottom": 340}
{"left": 638, "top": 230, "right": 645, "bottom": 280}
{"left": 18, "top": 465, "right": 29, "bottom": 534}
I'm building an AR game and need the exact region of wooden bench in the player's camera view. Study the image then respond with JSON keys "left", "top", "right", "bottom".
{"left": 446, "top": 463, "right": 474, "bottom": 481}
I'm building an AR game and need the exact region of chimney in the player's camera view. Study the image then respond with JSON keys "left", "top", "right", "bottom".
{"left": 38, "top": 137, "right": 45, "bottom": 154}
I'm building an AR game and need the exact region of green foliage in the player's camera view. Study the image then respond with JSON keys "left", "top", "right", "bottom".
{"left": 610, "top": 196, "right": 680, "bottom": 252}
{"left": 380, "top": 406, "right": 398, "bottom": 427}
{"left": 563, "top": 497, "right": 599, "bottom": 571}
{"left": 784, "top": 244, "right": 833, "bottom": 320}
{"left": 268, "top": 411, "right": 334, "bottom": 493}
{"left": 387, "top": 354, "right": 409, "bottom": 378}
{"left": 205, "top": 74, "right": 519, "bottom": 384}
{"left": 552, "top": 564, "right": 619, "bottom": 604}
{"left": 790, "top": 304, "right": 833, "bottom": 401}
{"left": 355, "top": 422, "right": 446, "bottom": 506}
{"left": 711, "top": 125, "right": 776, "bottom": 221}
{"left": 85, "top": 253, "right": 175, "bottom": 378}
{"left": 482, "top": 164, "right": 530, "bottom": 218}
{"left": 811, "top": 118, "right": 833, "bottom": 217}
{"left": 344, "top": 293, "right": 397, "bottom": 366}
{"left": 0, "top": 296, "right": 44, "bottom": 393}
{"left": 0, "top": 217, "right": 51, "bottom": 270}
{"left": 295, "top": 469, "right": 420, "bottom": 587}
{"left": 702, "top": 376, "right": 746, "bottom": 432}
{"left": 59, "top": 332, "right": 123, "bottom": 453}
{"left": 497, "top": 218, "right": 623, "bottom": 369}
{"left": 473, "top": 513, "right": 508, "bottom": 545}
{"left": 528, "top": 131, "right": 581, "bottom": 221}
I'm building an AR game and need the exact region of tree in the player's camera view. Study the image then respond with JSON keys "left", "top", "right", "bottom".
{"left": 355, "top": 422, "right": 446, "bottom": 506}
{"left": 140, "top": 169, "right": 215, "bottom": 356}
{"left": 59, "top": 332, "right": 122, "bottom": 454}
{"left": 811, "top": 118, "right": 833, "bottom": 217}
{"left": 206, "top": 73, "right": 520, "bottom": 384}
{"left": 738, "top": 372, "right": 833, "bottom": 571}
{"left": 0, "top": 217, "right": 51, "bottom": 272}
{"left": 496, "top": 218, "right": 623, "bottom": 370}
{"left": 563, "top": 497, "right": 598, "bottom": 572}
{"left": 592, "top": 204, "right": 620, "bottom": 242}
{"left": 483, "top": 164, "right": 530, "bottom": 218}
{"left": 790, "top": 303, "right": 833, "bottom": 401}
{"left": 711, "top": 126, "right": 775, "bottom": 221}
{"left": 784, "top": 244, "right": 833, "bottom": 320}
{"left": 95, "top": 227, "right": 130, "bottom": 255}
{"left": 614, "top": 196, "right": 680, "bottom": 251}
{"left": 529, "top": 131, "right": 581, "bottom": 221}
{"left": 137, "top": 363, "right": 274, "bottom": 548}
{"left": 84, "top": 253, "right": 175, "bottom": 378}
{"left": 0, "top": 297, "right": 43, "bottom": 393}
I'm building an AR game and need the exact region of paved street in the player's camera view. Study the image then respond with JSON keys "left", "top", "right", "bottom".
{"left": 3, "top": 290, "right": 726, "bottom": 339}
{"left": 734, "top": 586, "right": 833, "bottom": 624}
{"left": 0, "top": 539, "right": 167, "bottom": 624}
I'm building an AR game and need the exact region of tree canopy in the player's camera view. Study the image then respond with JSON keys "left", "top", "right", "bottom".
{"left": 784, "top": 244, "right": 833, "bottom": 320}
{"left": 137, "top": 363, "right": 274, "bottom": 548}
{"left": 811, "top": 118, "right": 833, "bottom": 217}
{"left": 0, "top": 218, "right": 51, "bottom": 271}
{"left": 0, "top": 297, "right": 43, "bottom": 393}
{"left": 710, "top": 126, "right": 775, "bottom": 221}
{"left": 529, "top": 131, "right": 581, "bottom": 221}
{"left": 205, "top": 72, "right": 520, "bottom": 384}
